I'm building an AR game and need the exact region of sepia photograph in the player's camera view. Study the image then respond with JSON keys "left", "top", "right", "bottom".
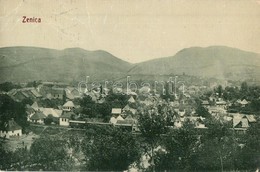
{"left": 0, "top": 0, "right": 260, "bottom": 171}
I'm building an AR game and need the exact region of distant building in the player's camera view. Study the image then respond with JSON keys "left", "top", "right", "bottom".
{"left": 109, "top": 116, "right": 117, "bottom": 124}
{"left": 31, "top": 101, "right": 40, "bottom": 111}
{"left": 59, "top": 111, "right": 75, "bottom": 126}
{"left": 202, "top": 100, "right": 210, "bottom": 108}
{"left": 237, "top": 99, "right": 248, "bottom": 107}
{"left": 48, "top": 88, "right": 65, "bottom": 100}
{"left": 39, "top": 108, "right": 62, "bottom": 118}
{"left": 233, "top": 113, "right": 256, "bottom": 129}
{"left": 116, "top": 114, "right": 124, "bottom": 121}
{"left": 111, "top": 108, "right": 122, "bottom": 115}
{"left": 30, "top": 110, "right": 46, "bottom": 124}
{"left": 63, "top": 101, "right": 75, "bottom": 111}
{"left": 65, "top": 87, "right": 81, "bottom": 100}
{"left": 122, "top": 105, "right": 137, "bottom": 116}
{"left": 0, "top": 119, "right": 22, "bottom": 138}
{"left": 128, "top": 96, "right": 136, "bottom": 103}
{"left": 8, "top": 88, "right": 42, "bottom": 102}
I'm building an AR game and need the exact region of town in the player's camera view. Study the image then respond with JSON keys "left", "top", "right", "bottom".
{"left": 1, "top": 0, "right": 260, "bottom": 170}
{"left": 0, "top": 77, "right": 260, "bottom": 171}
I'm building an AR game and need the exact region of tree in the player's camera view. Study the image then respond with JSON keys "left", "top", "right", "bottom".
{"left": 83, "top": 127, "right": 141, "bottom": 171}
{"left": 21, "top": 98, "right": 33, "bottom": 106}
{"left": 0, "top": 142, "right": 12, "bottom": 170}
{"left": 241, "top": 81, "right": 248, "bottom": 93}
{"left": 44, "top": 114, "right": 54, "bottom": 125}
{"left": 239, "top": 118, "right": 260, "bottom": 170}
{"left": 0, "top": 82, "right": 21, "bottom": 92}
{"left": 39, "top": 98, "right": 64, "bottom": 108}
{"left": 105, "top": 93, "right": 129, "bottom": 108}
{"left": 0, "top": 94, "right": 29, "bottom": 129}
{"left": 96, "top": 103, "right": 111, "bottom": 122}
{"left": 0, "top": 143, "right": 30, "bottom": 171}
{"left": 79, "top": 95, "right": 97, "bottom": 118}
{"left": 30, "top": 136, "right": 74, "bottom": 171}
{"left": 216, "top": 85, "right": 223, "bottom": 97}
{"left": 154, "top": 121, "right": 198, "bottom": 171}
{"left": 194, "top": 117, "right": 239, "bottom": 171}
{"left": 137, "top": 106, "right": 168, "bottom": 171}
{"left": 195, "top": 104, "right": 211, "bottom": 118}
{"left": 9, "top": 147, "right": 31, "bottom": 171}
{"left": 26, "top": 81, "right": 40, "bottom": 88}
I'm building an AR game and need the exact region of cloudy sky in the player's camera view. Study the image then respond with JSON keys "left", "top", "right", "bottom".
{"left": 0, "top": 0, "right": 259, "bottom": 63}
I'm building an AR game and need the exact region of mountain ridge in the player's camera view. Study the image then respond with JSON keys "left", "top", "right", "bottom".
{"left": 128, "top": 46, "right": 260, "bottom": 81}
{"left": 0, "top": 46, "right": 260, "bottom": 83}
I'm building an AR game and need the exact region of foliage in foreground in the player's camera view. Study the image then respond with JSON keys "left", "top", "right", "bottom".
{"left": 83, "top": 127, "right": 141, "bottom": 171}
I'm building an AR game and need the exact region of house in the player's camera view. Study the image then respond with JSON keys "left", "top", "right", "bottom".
{"left": 202, "top": 100, "right": 210, "bottom": 108}
{"left": 123, "top": 104, "right": 131, "bottom": 111}
{"left": 240, "top": 99, "right": 249, "bottom": 107}
{"left": 50, "top": 88, "right": 65, "bottom": 100}
{"left": 184, "top": 116, "right": 206, "bottom": 128}
{"left": 31, "top": 101, "right": 40, "bottom": 111}
{"left": 174, "top": 120, "right": 182, "bottom": 128}
{"left": 170, "top": 101, "right": 179, "bottom": 107}
{"left": 209, "top": 95, "right": 217, "bottom": 102}
{"left": 116, "top": 114, "right": 124, "bottom": 121}
{"left": 122, "top": 105, "right": 137, "bottom": 116}
{"left": 174, "top": 116, "right": 206, "bottom": 129}
{"left": 39, "top": 108, "right": 62, "bottom": 118}
{"left": 139, "top": 86, "right": 151, "bottom": 95}
{"left": 232, "top": 114, "right": 256, "bottom": 129}
{"left": 30, "top": 111, "right": 46, "bottom": 124}
{"left": 63, "top": 101, "right": 75, "bottom": 111}
{"left": 109, "top": 116, "right": 117, "bottom": 124}
{"left": 10, "top": 90, "right": 29, "bottom": 102}
{"left": 59, "top": 111, "right": 75, "bottom": 126}
{"left": 124, "top": 115, "right": 137, "bottom": 124}
{"left": 109, "top": 113, "right": 128, "bottom": 125}
{"left": 208, "top": 107, "right": 226, "bottom": 115}
{"left": 65, "top": 87, "right": 81, "bottom": 100}
{"left": 128, "top": 96, "right": 136, "bottom": 103}
{"left": 26, "top": 105, "right": 35, "bottom": 121}
{"left": 111, "top": 108, "right": 122, "bottom": 115}
{"left": 246, "top": 115, "right": 257, "bottom": 123}
{"left": 216, "top": 100, "right": 227, "bottom": 108}
{"left": 8, "top": 88, "right": 42, "bottom": 102}
{"left": 29, "top": 89, "right": 42, "bottom": 99}
{"left": 116, "top": 115, "right": 136, "bottom": 126}
{"left": 0, "top": 119, "right": 22, "bottom": 138}
{"left": 127, "top": 91, "right": 138, "bottom": 97}
{"left": 179, "top": 110, "right": 185, "bottom": 117}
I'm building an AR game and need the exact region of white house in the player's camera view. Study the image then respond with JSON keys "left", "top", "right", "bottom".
{"left": 116, "top": 114, "right": 124, "bottom": 121}
{"left": 128, "top": 96, "right": 136, "bottom": 103}
{"left": 63, "top": 101, "right": 75, "bottom": 111}
{"left": 0, "top": 119, "right": 22, "bottom": 138}
{"left": 111, "top": 108, "right": 122, "bottom": 115}
{"left": 59, "top": 111, "right": 74, "bottom": 126}
{"left": 240, "top": 99, "right": 249, "bottom": 107}
{"left": 109, "top": 116, "right": 117, "bottom": 124}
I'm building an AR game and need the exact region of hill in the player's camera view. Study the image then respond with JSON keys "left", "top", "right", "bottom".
{"left": 0, "top": 46, "right": 132, "bottom": 83}
{"left": 128, "top": 46, "right": 260, "bottom": 81}
{"left": 0, "top": 46, "right": 260, "bottom": 83}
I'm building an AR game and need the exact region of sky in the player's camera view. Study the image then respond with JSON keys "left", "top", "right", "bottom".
{"left": 0, "top": 0, "right": 259, "bottom": 63}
